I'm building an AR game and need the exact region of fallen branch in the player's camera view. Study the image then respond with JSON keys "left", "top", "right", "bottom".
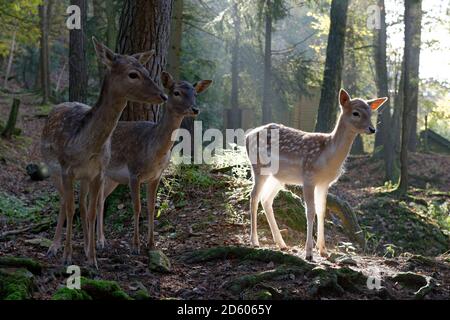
{"left": 0, "top": 219, "right": 54, "bottom": 240}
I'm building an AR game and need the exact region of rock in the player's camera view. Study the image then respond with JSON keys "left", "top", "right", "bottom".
{"left": 129, "top": 281, "right": 150, "bottom": 300}
{"left": 24, "top": 237, "right": 52, "bottom": 248}
{"left": 0, "top": 268, "right": 35, "bottom": 300}
{"left": 0, "top": 256, "right": 43, "bottom": 275}
{"left": 337, "top": 257, "right": 358, "bottom": 266}
{"left": 148, "top": 250, "right": 171, "bottom": 273}
{"left": 26, "top": 163, "right": 49, "bottom": 181}
{"left": 53, "top": 277, "right": 132, "bottom": 300}
{"left": 391, "top": 272, "right": 428, "bottom": 290}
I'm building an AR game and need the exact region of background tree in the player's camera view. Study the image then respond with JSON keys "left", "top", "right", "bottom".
{"left": 116, "top": 0, "right": 173, "bottom": 122}
{"left": 398, "top": 0, "right": 422, "bottom": 194}
{"left": 69, "top": 0, "right": 88, "bottom": 103}
{"left": 373, "top": 0, "right": 393, "bottom": 180}
{"left": 39, "top": 0, "right": 53, "bottom": 104}
{"left": 315, "top": 0, "right": 349, "bottom": 133}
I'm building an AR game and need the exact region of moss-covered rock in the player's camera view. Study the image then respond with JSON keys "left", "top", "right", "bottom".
{"left": 390, "top": 272, "right": 428, "bottom": 290}
{"left": 0, "top": 256, "right": 43, "bottom": 274}
{"left": 52, "top": 287, "right": 92, "bottom": 300}
{"left": 0, "top": 268, "right": 35, "bottom": 300}
{"left": 52, "top": 277, "right": 131, "bottom": 300}
{"left": 183, "top": 246, "right": 313, "bottom": 270}
{"left": 148, "top": 250, "right": 171, "bottom": 273}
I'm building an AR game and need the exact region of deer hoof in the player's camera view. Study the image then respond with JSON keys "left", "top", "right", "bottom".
{"left": 96, "top": 238, "right": 106, "bottom": 250}
{"left": 305, "top": 254, "right": 314, "bottom": 262}
{"left": 87, "top": 256, "right": 98, "bottom": 270}
{"left": 131, "top": 246, "right": 141, "bottom": 255}
{"left": 62, "top": 251, "right": 72, "bottom": 266}
{"left": 47, "top": 243, "right": 61, "bottom": 258}
{"left": 319, "top": 249, "right": 328, "bottom": 258}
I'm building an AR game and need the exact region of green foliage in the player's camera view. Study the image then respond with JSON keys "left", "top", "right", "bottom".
{"left": 0, "top": 191, "right": 57, "bottom": 223}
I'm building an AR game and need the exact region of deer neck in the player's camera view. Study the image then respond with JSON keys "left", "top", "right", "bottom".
{"left": 328, "top": 114, "right": 357, "bottom": 166}
{"left": 151, "top": 106, "right": 185, "bottom": 158}
{"left": 82, "top": 76, "right": 127, "bottom": 151}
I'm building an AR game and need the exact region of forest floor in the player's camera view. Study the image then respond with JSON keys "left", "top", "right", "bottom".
{"left": 0, "top": 92, "right": 449, "bottom": 300}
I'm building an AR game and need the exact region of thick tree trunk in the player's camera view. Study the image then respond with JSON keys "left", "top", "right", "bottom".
{"left": 261, "top": 0, "right": 273, "bottom": 124}
{"left": 69, "top": 0, "right": 88, "bottom": 103}
{"left": 315, "top": 0, "right": 349, "bottom": 133}
{"left": 398, "top": 0, "right": 422, "bottom": 194}
{"left": 3, "top": 30, "right": 16, "bottom": 90}
{"left": 167, "top": 0, "right": 183, "bottom": 80}
{"left": 373, "top": 0, "right": 393, "bottom": 180}
{"left": 116, "top": 0, "right": 173, "bottom": 122}
{"left": 228, "top": 0, "right": 241, "bottom": 129}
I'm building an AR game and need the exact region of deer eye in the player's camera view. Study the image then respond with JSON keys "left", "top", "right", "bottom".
{"left": 174, "top": 91, "right": 181, "bottom": 96}
{"left": 128, "top": 72, "right": 139, "bottom": 79}
{"left": 352, "top": 111, "right": 360, "bottom": 117}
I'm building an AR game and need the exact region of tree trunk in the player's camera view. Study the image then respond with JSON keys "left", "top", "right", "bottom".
{"left": 69, "top": 0, "right": 88, "bottom": 103}
{"left": 105, "top": 0, "right": 117, "bottom": 49}
{"left": 116, "top": 0, "right": 173, "bottom": 122}
{"left": 167, "top": 0, "right": 183, "bottom": 80}
{"left": 1, "top": 98, "right": 20, "bottom": 139}
{"left": 398, "top": 0, "right": 422, "bottom": 194}
{"left": 228, "top": 0, "right": 241, "bottom": 129}
{"left": 373, "top": 0, "right": 393, "bottom": 180}
{"left": 315, "top": 0, "right": 349, "bottom": 133}
{"left": 261, "top": 0, "right": 273, "bottom": 124}
{"left": 39, "top": 0, "right": 52, "bottom": 104}
{"left": 3, "top": 30, "right": 16, "bottom": 90}
{"left": 92, "top": 0, "right": 106, "bottom": 87}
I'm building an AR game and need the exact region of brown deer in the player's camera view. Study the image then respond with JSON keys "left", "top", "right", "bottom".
{"left": 41, "top": 38, "right": 167, "bottom": 267}
{"left": 246, "top": 89, "right": 387, "bottom": 261}
{"left": 81, "top": 72, "right": 212, "bottom": 254}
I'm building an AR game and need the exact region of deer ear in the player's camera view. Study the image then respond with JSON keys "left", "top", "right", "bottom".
{"left": 92, "top": 37, "right": 115, "bottom": 68}
{"left": 367, "top": 97, "right": 388, "bottom": 111}
{"left": 194, "top": 80, "right": 213, "bottom": 94}
{"left": 132, "top": 50, "right": 155, "bottom": 66}
{"left": 339, "top": 88, "right": 351, "bottom": 107}
{"left": 161, "top": 71, "right": 175, "bottom": 89}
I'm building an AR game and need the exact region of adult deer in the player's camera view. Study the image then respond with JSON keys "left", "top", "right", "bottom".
{"left": 246, "top": 89, "right": 387, "bottom": 261}
{"left": 85, "top": 72, "right": 212, "bottom": 253}
{"left": 41, "top": 38, "right": 167, "bottom": 267}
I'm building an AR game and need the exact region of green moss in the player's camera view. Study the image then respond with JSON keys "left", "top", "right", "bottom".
{"left": 183, "top": 246, "right": 313, "bottom": 269}
{"left": 272, "top": 191, "right": 307, "bottom": 233}
{"left": 133, "top": 289, "right": 151, "bottom": 300}
{"left": 52, "top": 287, "right": 92, "bottom": 300}
{"left": 81, "top": 277, "right": 132, "bottom": 300}
{"left": 51, "top": 278, "right": 132, "bottom": 300}
{"left": 0, "top": 256, "right": 43, "bottom": 274}
{"left": 148, "top": 250, "right": 172, "bottom": 273}
{"left": 0, "top": 268, "right": 34, "bottom": 300}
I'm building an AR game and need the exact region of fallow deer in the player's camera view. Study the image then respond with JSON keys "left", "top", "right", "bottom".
{"left": 83, "top": 72, "right": 212, "bottom": 253}
{"left": 41, "top": 38, "right": 167, "bottom": 267}
{"left": 246, "top": 89, "right": 387, "bottom": 261}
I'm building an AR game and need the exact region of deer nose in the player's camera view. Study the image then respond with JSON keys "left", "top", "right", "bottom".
{"left": 160, "top": 94, "right": 168, "bottom": 102}
{"left": 192, "top": 106, "right": 200, "bottom": 115}
{"left": 368, "top": 126, "right": 376, "bottom": 134}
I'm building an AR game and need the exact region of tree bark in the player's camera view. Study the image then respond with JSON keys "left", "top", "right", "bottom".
{"left": 228, "top": 0, "right": 241, "bottom": 129}
{"left": 315, "top": 0, "right": 349, "bottom": 133}
{"left": 92, "top": 0, "right": 105, "bottom": 86}
{"left": 261, "top": 0, "right": 273, "bottom": 124}
{"left": 69, "top": 0, "right": 88, "bottom": 103}
{"left": 373, "top": 0, "right": 393, "bottom": 180}
{"left": 1, "top": 98, "right": 20, "bottom": 139}
{"left": 398, "top": 0, "right": 422, "bottom": 194}
{"left": 39, "top": 0, "right": 53, "bottom": 104}
{"left": 3, "top": 30, "right": 16, "bottom": 90}
{"left": 116, "top": 0, "right": 173, "bottom": 122}
{"left": 105, "top": 0, "right": 118, "bottom": 49}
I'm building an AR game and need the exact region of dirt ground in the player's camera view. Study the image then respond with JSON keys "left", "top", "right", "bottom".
{"left": 0, "top": 92, "right": 449, "bottom": 300}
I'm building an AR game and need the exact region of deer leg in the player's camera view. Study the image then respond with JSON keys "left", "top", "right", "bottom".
{"left": 86, "top": 175, "right": 103, "bottom": 268}
{"left": 315, "top": 184, "right": 329, "bottom": 257}
{"left": 303, "top": 184, "right": 316, "bottom": 261}
{"left": 47, "top": 175, "right": 65, "bottom": 257}
{"left": 79, "top": 180, "right": 89, "bottom": 257}
{"left": 146, "top": 178, "right": 160, "bottom": 250}
{"left": 261, "top": 183, "right": 287, "bottom": 250}
{"left": 129, "top": 177, "right": 142, "bottom": 255}
{"left": 62, "top": 174, "right": 75, "bottom": 266}
{"left": 96, "top": 178, "right": 119, "bottom": 250}
{"left": 249, "top": 173, "right": 269, "bottom": 247}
